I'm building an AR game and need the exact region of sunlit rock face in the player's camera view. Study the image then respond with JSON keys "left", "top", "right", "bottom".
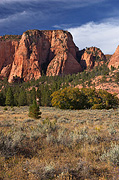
{"left": 108, "top": 45, "right": 119, "bottom": 69}
{"left": 0, "top": 30, "right": 107, "bottom": 83}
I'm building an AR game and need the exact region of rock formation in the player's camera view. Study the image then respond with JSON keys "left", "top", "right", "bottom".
{"left": 0, "top": 30, "right": 83, "bottom": 82}
{"left": 0, "top": 30, "right": 107, "bottom": 83}
{"left": 108, "top": 45, "right": 119, "bottom": 69}
{"left": 0, "top": 38, "right": 19, "bottom": 78}
{"left": 80, "top": 47, "right": 106, "bottom": 70}
{"left": 46, "top": 30, "right": 82, "bottom": 76}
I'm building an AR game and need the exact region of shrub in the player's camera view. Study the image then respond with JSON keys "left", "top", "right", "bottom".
{"left": 51, "top": 87, "right": 88, "bottom": 109}
{"left": 100, "top": 143, "right": 119, "bottom": 165}
{"left": 98, "top": 89, "right": 119, "bottom": 109}
{"left": 81, "top": 88, "right": 101, "bottom": 108}
{"left": 29, "top": 100, "right": 41, "bottom": 119}
{"left": 82, "top": 88, "right": 119, "bottom": 109}
{"left": 4, "top": 107, "right": 8, "bottom": 111}
{"left": 51, "top": 87, "right": 119, "bottom": 110}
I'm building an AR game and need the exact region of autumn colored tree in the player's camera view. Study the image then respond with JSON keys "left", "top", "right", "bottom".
{"left": 51, "top": 87, "right": 88, "bottom": 109}
{"left": 51, "top": 87, "right": 119, "bottom": 110}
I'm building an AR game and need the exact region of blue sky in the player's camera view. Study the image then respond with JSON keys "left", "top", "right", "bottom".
{"left": 0, "top": 0, "right": 119, "bottom": 54}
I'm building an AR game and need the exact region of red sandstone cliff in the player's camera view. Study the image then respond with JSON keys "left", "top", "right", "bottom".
{"left": 0, "top": 30, "right": 82, "bottom": 82}
{"left": 80, "top": 47, "right": 106, "bottom": 70}
{"left": 108, "top": 45, "right": 119, "bottom": 69}
{"left": 0, "top": 38, "right": 19, "bottom": 78}
{"left": 0, "top": 30, "right": 107, "bottom": 82}
{"left": 46, "top": 30, "right": 82, "bottom": 76}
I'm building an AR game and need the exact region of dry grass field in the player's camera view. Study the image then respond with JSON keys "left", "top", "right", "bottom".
{"left": 0, "top": 106, "right": 119, "bottom": 179}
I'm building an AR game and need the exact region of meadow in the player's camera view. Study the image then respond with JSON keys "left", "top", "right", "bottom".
{"left": 0, "top": 106, "right": 119, "bottom": 179}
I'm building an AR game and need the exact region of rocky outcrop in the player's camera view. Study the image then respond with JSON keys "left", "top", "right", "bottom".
{"left": 46, "top": 30, "right": 82, "bottom": 76}
{"left": 0, "top": 40, "right": 19, "bottom": 78}
{"left": 0, "top": 30, "right": 82, "bottom": 83}
{"left": 80, "top": 47, "right": 106, "bottom": 70}
{"left": 108, "top": 45, "right": 119, "bottom": 69}
{"left": 0, "top": 30, "right": 107, "bottom": 83}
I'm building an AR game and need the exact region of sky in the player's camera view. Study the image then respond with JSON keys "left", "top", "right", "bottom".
{"left": 0, "top": 0, "right": 119, "bottom": 54}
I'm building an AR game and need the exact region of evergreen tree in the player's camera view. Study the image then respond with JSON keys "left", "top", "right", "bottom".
{"left": 29, "top": 100, "right": 41, "bottom": 119}
{"left": 36, "top": 88, "right": 41, "bottom": 105}
{"left": 0, "top": 91, "right": 5, "bottom": 106}
{"left": 18, "top": 89, "right": 27, "bottom": 106}
{"left": 5, "top": 87, "right": 14, "bottom": 106}
{"left": 30, "top": 87, "right": 36, "bottom": 103}
{"left": 14, "top": 92, "right": 19, "bottom": 106}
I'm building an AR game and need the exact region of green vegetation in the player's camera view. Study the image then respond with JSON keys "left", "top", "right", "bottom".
{"left": 29, "top": 100, "right": 41, "bottom": 119}
{"left": 51, "top": 87, "right": 119, "bottom": 109}
{"left": 0, "top": 63, "right": 118, "bottom": 109}
{"left": 0, "top": 62, "right": 119, "bottom": 179}
{"left": 5, "top": 87, "right": 14, "bottom": 106}
{"left": 51, "top": 87, "right": 87, "bottom": 109}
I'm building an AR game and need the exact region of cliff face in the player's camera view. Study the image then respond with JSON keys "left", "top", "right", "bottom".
{"left": 0, "top": 30, "right": 107, "bottom": 82}
{"left": 46, "top": 30, "right": 82, "bottom": 76}
{"left": 8, "top": 30, "right": 83, "bottom": 82}
{"left": 0, "top": 39, "right": 19, "bottom": 78}
{"left": 80, "top": 47, "right": 106, "bottom": 70}
{"left": 108, "top": 45, "right": 119, "bottom": 69}
{"left": 0, "top": 30, "right": 82, "bottom": 82}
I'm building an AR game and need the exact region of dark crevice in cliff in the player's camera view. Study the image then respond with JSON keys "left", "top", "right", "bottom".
{"left": 76, "top": 49, "right": 85, "bottom": 64}
{"left": 40, "top": 49, "right": 55, "bottom": 75}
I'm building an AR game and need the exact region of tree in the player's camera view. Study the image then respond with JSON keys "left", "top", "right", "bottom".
{"left": 29, "top": 100, "right": 41, "bottom": 119}
{"left": 97, "top": 89, "right": 119, "bottom": 109}
{"left": 5, "top": 87, "right": 14, "bottom": 106}
{"left": 51, "top": 87, "right": 119, "bottom": 110}
{"left": 18, "top": 89, "right": 27, "bottom": 106}
{"left": 36, "top": 88, "right": 41, "bottom": 105}
{"left": 30, "top": 87, "right": 36, "bottom": 103}
{"left": 0, "top": 91, "right": 5, "bottom": 106}
{"left": 51, "top": 87, "right": 88, "bottom": 109}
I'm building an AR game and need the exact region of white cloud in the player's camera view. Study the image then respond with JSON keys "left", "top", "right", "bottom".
{"left": 67, "top": 20, "right": 119, "bottom": 54}
{"left": 0, "top": 9, "right": 46, "bottom": 26}
{"left": 0, "top": 11, "right": 27, "bottom": 23}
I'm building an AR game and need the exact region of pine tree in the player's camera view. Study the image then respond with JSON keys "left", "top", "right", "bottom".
{"left": 29, "top": 100, "right": 41, "bottom": 119}
{"left": 18, "top": 89, "right": 27, "bottom": 106}
{"left": 5, "top": 87, "right": 14, "bottom": 106}
{"left": 0, "top": 91, "right": 5, "bottom": 106}
{"left": 36, "top": 88, "right": 41, "bottom": 105}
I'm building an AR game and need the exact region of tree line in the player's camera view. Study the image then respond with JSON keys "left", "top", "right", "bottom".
{"left": 51, "top": 87, "right": 119, "bottom": 109}
{"left": 0, "top": 63, "right": 119, "bottom": 109}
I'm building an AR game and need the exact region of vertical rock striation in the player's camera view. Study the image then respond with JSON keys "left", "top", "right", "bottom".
{"left": 0, "top": 30, "right": 107, "bottom": 83}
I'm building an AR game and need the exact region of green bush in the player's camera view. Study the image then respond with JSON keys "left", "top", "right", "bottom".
{"left": 51, "top": 87, "right": 119, "bottom": 110}
{"left": 51, "top": 87, "right": 88, "bottom": 109}
{"left": 98, "top": 89, "right": 119, "bottom": 109}
{"left": 29, "top": 100, "right": 41, "bottom": 119}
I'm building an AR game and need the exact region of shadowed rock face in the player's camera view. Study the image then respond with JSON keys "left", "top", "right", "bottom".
{"left": 108, "top": 45, "right": 119, "bottom": 69}
{"left": 0, "top": 30, "right": 107, "bottom": 83}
